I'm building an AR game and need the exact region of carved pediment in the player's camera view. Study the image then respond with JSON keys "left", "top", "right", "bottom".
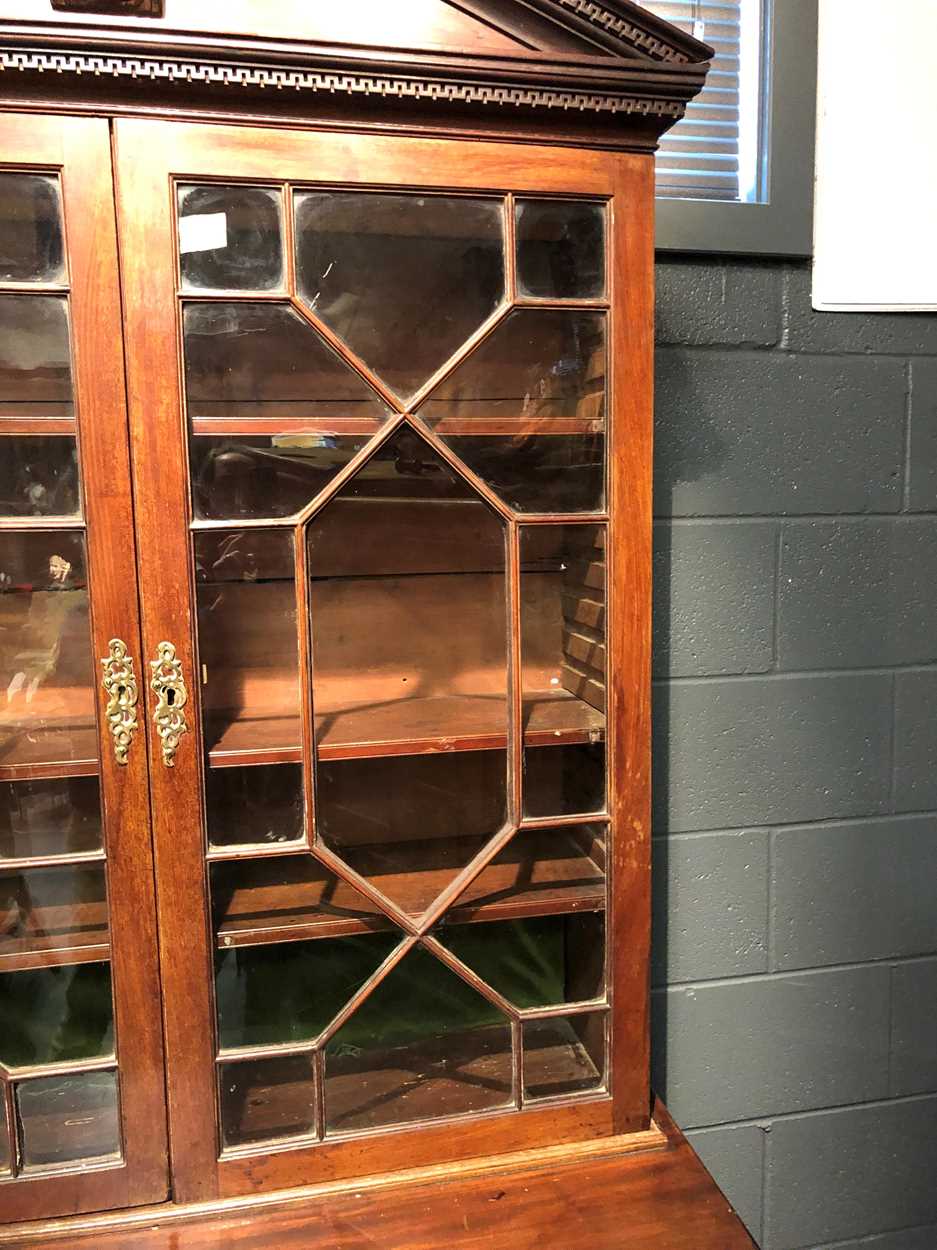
{"left": 0, "top": 0, "right": 712, "bottom": 146}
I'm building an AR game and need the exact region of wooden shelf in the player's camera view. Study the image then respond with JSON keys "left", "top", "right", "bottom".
{"left": 0, "top": 935, "right": 110, "bottom": 972}
{"left": 191, "top": 415, "right": 600, "bottom": 438}
{"left": 214, "top": 827, "right": 604, "bottom": 947}
{"left": 0, "top": 911, "right": 110, "bottom": 973}
{"left": 207, "top": 690, "right": 604, "bottom": 769}
{"left": 0, "top": 724, "right": 99, "bottom": 782}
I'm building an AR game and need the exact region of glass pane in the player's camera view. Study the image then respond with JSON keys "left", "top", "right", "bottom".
{"left": 16, "top": 1070, "right": 119, "bottom": 1169}
{"left": 205, "top": 763, "right": 303, "bottom": 849}
{"left": 0, "top": 1091, "right": 10, "bottom": 1175}
{"left": 1, "top": 863, "right": 108, "bottom": 962}
{"left": 212, "top": 856, "right": 388, "bottom": 947}
{"left": 449, "top": 823, "right": 605, "bottom": 924}
{"left": 523, "top": 1013, "right": 606, "bottom": 1100}
{"left": 436, "top": 912, "right": 605, "bottom": 1009}
{"left": 0, "top": 174, "right": 65, "bottom": 284}
{"left": 212, "top": 860, "right": 389, "bottom": 945}
{"left": 0, "top": 532, "right": 96, "bottom": 772}
{"left": 178, "top": 184, "right": 283, "bottom": 292}
{"left": 191, "top": 434, "right": 371, "bottom": 522}
{"left": 0, "top": 777, "right": 102, "bottom": 859}
{"left": 324, "top": 944, "right": 512, "bottom": 1134}
{"left": 219, "top": 1054, "right": 316, "bottom": 1149}
{"left": 295, "top": 191, "right": 504, "bottom": 402}
{"left": 194, "top": 530, "right": 299, "bottom": 767}
{"left": 0, "top": 962, "right": 113, "bottom": 1067}
{"left": 524, "top": 744, "right": 605, "bottom": 819}
{"left": 515, "top": 199, "right": 605, "bottom": 300}
{"left": 183, "top": 303, "right": 390, "bottom": 488}
{"left": 418, "top": 309, "right": 606, "bottom": 512}
{"left": 0, "top": 435, "right": 79, "bottom": 518}
{"left": 0, "top": 295, "right": 72, "bottom": 421}
{"left": 215, "top": 932, "right": 400, "bottom": 1051}
{"left": 307, "top": 427, "right": 508, "bottom": 915}
{"left": 522, "top": 524, "right": 605, "bottom": 817}
{"left": 316, "top": 754, "right": 505, "bottom": 918}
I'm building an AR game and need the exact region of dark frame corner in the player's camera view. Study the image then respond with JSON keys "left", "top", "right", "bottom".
{"left": 654, "top": 0, "right": 817, "bottom": 258}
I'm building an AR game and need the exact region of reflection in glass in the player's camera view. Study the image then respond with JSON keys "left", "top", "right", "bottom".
{"left": 307, "top": 428, "right": 508, "bottom": 912}
{"left": 436, "top": 912, "right": 605, "bottom": 1008}
{"left": 16, "top": 1070, "right": 120, "bottom": 1169}
{"left": 0, "top": 174, "right": 65, "bottom": 285}
{"left": 219, "top": 1054, "right": 316, "bottom": 1149}
{"left": 183, "top": 302, "right": 390, "bottom": 440}
{"left": 215, "top": 932, "right": 399, "bottom": 1051}
{"left": 0, "top": 1098, "right": 9, "bottom": 1175}
{"left": 316, "top": 754, "right": 505, "bottom": 918}
{"left": 0, "top": 962, "right": 114, "bottom": 1068}
{"left": 205, "top": 763, "right": 303, "bottom": 849}
{"left": 191, "top": 435, "right": 370, "bottom": 521}
{"left": 450, "top": 824, "right": 605, "bottom": 923}
{"left": 324, "top": 943, "right": 512, "bottom": 1133}
{"left": 0, "top": 435, "right": 79, "bottom": 517}
{"left": 0, "top": 532, "right": 96, "bottom": 771}
{"left": 194, "top": 530, "right": 298, "bottom": 762}
{"left": 0, "top": 295, "right": 72, "bottom": 420}
{"left": 295, "top": 191, "right": 504, "bottom": 401}
{"left": 525, "top": 743, "right": 605, "bottom": 818}
{"left": 523, "top": 1013, "right": 605, "bottom": 1100}
{"left": 0, "top": 864, "right": 108, "bottom": 962}
{"left": 521, "top": 524, "right": 606, "bottom": 817}
{"left": 516, "top": 199, "right": 605, "bottom": 300}
{"left": 418, "top": 309, "right": 606, "bottom": 512}
{"left": 0, "top": 777, "right": 102, "bottom": 859}
{"left": 212, "top": 855, "right": 387, "bottom": 946}
{"left": 178, "top": 184, "right": 283, "bottom": 292}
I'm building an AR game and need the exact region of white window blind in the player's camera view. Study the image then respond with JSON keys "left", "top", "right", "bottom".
{"left": 641, "top": 1, "right": 760, "bottom": 203}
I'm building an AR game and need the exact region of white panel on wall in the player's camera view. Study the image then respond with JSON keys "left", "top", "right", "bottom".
{"left": 813, "top": 0, "right": 937, "bottom": 311}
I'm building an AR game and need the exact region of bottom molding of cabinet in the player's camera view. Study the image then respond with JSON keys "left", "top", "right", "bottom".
{"left": 0, "top": 1103, "right": 755, "bottom": 1250}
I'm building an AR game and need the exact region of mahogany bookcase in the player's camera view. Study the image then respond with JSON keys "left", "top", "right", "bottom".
{"left": 0, "top": 4, "right": 754, "bottom": 1246}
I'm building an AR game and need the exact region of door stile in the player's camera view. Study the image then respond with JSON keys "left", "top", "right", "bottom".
{"left": 0, "top": 113, "right": 168, "bottom": 1222}
{"left": 607, "top": 155, "right": 654, "bottom": 1134}
{"left": 111, "top": 121, "right": 219, "bottom": 1203}
{"left": 62, "top": 114, "right": 169, "bottom": 1205}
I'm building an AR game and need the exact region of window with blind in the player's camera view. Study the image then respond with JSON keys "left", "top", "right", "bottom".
{"left": 642, "top": 0, "right": 766, "bottom": 203}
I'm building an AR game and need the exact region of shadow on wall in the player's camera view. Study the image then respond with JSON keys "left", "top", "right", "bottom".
{"left": 649, "top": 342, "right": 728, "bottom": 1107}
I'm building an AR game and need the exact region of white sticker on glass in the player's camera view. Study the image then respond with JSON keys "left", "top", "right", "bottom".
{"left": 179, "top": 211, "right": 227, "bottom": 254}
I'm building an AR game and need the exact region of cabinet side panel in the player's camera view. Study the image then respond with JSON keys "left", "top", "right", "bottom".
{"left": 608, "top": 154, "right": 654, "bottom": 1132}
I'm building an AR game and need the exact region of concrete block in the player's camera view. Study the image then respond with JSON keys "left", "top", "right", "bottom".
{"left": 651, "top": 965, "right": 890, "bottom": 1128}
{"left": 890, "top": 960, "right": 937, "bottom": 1098}
{"left": 908, "top": 359, "right": 937, "bottom": 512}
{"left": 777, "top": 519, "right": 937, "bottom": 669}
{"left": 687, "top": 1122, "right": 765, "bottom": 1245}
{"left": 653, "top": 674, "right": 892, "bottom": 834}
{"left": 894, "top": 670, "right": 937, "bottom": 812}
{"left": 652, "top": 831, "right": 769, "bottom": 985}
{"left": 653, "top": 521, "right": 776, "bottom": 678}
{"left": 655, "top": 257, "right": 781, "bottom": 347}
{"left": 765, "top": 1096, "right": 937, "bottom": 1248}
{"left": 772, "top": 817, "right": 937, "bottom": 970}
{"left": 785, "top": 263, "right": 937, "bottom": 356}
{"left": 654, "top": 349, "right": 905, "bottom": 517}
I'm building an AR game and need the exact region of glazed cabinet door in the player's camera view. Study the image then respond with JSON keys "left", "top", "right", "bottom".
{"left": 0, "top": 115, "right": 167, "bottom": 1222}
{"left": 114, "top": 119, "right": 652, "bottom": 1203}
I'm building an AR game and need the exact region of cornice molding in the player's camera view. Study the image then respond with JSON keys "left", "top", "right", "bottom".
{"left": 550, "top": 0, "right": 690, "bottom": 63}
{"left": 0, "top": 47, "right": 689, "bottom": 120}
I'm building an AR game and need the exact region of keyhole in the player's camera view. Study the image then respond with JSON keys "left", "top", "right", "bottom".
{"left": 117, "top": 684, "right": 125, "bottom": 699}
{"left": 166, "top": 688, "right": 175, "bottom": 706}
